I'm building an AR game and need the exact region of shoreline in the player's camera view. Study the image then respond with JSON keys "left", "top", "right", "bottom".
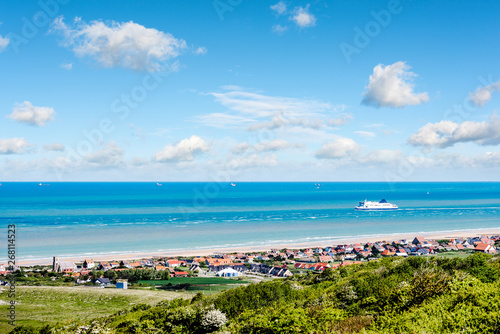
{"left": 16, "top": 227, "right": 500, "bottom": 266}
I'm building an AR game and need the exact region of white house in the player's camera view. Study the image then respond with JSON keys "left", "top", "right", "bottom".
{"left": 216, "top": 268, "right": 240, "bottom": 277}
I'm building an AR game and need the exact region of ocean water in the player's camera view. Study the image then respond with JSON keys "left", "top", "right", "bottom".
{"left": 1, "top": 182, "right": 499, "bottom": 262}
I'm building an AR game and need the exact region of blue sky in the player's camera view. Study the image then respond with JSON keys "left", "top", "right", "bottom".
{"left": 1, "top": 0, "right": 500, "bottom": 181}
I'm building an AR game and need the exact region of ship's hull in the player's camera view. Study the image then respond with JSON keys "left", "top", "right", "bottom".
{"left": 355, "top": 207, "right": 398, "bottom": 210}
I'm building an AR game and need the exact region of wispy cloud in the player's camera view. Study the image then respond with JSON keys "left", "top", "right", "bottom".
{"left": 60, "top": 62, "right": 73, "bottom": 70}
{"left": 354, "top": 130, "right": 376, "bottom": 138}
{"left": 0, "top": 34, "right": 9, "bottom": 52}
{"left": 272, "top": 24, "right": 288, "bottom": 35}
{"left": 43, "top": 143, "right": 65, "bottom": 152}
{"left": 231, "top": 139, "right": 300, "bottom": 155}
{"left": 204, "top": 88, "right": 348, "bottom": 134}
{"left": 194, "top": 113, "right": 256, "bottom": 128}
{"left": 362, "top": 61, "right": 429, "bottom": 108}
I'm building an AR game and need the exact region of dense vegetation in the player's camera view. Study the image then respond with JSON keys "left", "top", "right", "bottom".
{"left": 8, "top": 253, "right": 500, "bottom": 334}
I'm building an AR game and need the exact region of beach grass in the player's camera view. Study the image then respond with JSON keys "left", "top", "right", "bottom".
{"left": 0, "top": 285, "right": 180, "bottom": 334}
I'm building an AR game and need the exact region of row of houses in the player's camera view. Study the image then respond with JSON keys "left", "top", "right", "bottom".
{"left": 43, "top": 235, "right": 499, "bottom": 280}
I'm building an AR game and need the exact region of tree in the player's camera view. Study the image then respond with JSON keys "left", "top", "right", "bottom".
{"left": 104, "top": 270, "right": 117, "bottom": 281}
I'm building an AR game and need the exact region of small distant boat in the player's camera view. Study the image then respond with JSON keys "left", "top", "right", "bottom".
{"left": 156, "top": 183, "right": 162, "bottom": 186}
{"left": 230, "top": 183, "right": 236, "bottom": 187}
{"left": 355, "top": 199, "right": 398, "bottom": 211}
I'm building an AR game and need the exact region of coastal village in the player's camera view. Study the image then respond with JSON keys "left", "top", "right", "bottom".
{"left": 3, "top": 235, "right": 499, "bottom": 288}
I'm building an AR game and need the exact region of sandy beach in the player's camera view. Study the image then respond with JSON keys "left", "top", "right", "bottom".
{"left": 18, "top": 227, "right": 500, "bottom": 266}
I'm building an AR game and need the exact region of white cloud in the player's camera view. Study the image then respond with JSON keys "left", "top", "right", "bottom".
{"left": 469, "top": 79, "right": 500, "bottom": 107}
{"left": 231, "top": 139, "right": 297, "bottom": 155}
{"left": 51, "top": 16, "right": 193, "bottom": 71}
{"left": 0, "top": 138, "right": 33, "bottom": 154}
{"left": 272, "top": 24, "right": 288, "bottom": 35}
{"left": 195, "top": 46, "right": 207, "bottom": 55}
{"left": 248, "top": 112, "right": 324, "bottom": 131}
{"left": 0, "top": 34, "right": 9, "bottom": 52}
{"left": 354, "top": 131, "right": 376, "bottom": 138}
{"left": 271, "top": 1, "right": 287, "bottom": 15}
{"left": 84, "top": 141, "right": 124, "bottom": 167}
{"left": 327, "top": 113, "right": 352, "bottom": 127}
{"left": 291, "top": 5, "right": 316, "bottom": 28}
{"left": 227, "top": 153, "right": 278, "bottom": 169}
{"left": 207, "top": 88, "right": 340, "bottom": 126}
{"left": 60, "top": 62, "right": 73, "bottom": 70}
{"left": 43, "top": 143, "right": 65, "bottom": 152}
{"left": 154, "top": 135, "right": 210, "bottom": 163}
{"left": 194, "top": 113, "right": 256, "bottom": 128}
{"left": 362, "top": 61, "right": 429, "bottom": 108}
{"left": 315, "top": 137, "right": 360, "bottom": 159}
{"left": 360, "top": 149, "right": 403, "bottom": 164}
{"left": 255, "top": 139, "right": 297, "bottom": 152}
{"left": 7, "top": 101, "right": 56, "bottom": 126}
{"left": 408, "top": 113, "right": 500, "bottom": 148}
{"left": 230, "top": 142, "right": 251, "bottom": 154}
{"left": 209, "top": 90, "right": 332, "bottom": 117}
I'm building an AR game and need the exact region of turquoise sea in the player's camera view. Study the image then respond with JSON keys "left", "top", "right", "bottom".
{"left": 1, "top": 182, "right": 500, "bottom": 262}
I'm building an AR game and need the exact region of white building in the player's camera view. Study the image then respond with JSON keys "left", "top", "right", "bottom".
{"left": 216, "top": 268, "right": 240, "bottom": 277}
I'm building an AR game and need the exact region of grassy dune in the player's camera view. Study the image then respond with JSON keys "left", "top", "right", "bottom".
{"left": 0, "top": 285, "right": 179, "bottom": 334}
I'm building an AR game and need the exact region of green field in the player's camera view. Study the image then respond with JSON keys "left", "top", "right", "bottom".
{"left": 435, "top": 251, "right": 473, "bottom": 259}
{"left": 0, "top": 285, "right": 180, "bottom": 334}
{"left": 139, "top": 276, "right": 250, "bottom": 295}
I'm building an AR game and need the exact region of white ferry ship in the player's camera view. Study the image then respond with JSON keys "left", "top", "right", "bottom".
{"left": 355, "top": 199, "right": 398, "bottom": 210}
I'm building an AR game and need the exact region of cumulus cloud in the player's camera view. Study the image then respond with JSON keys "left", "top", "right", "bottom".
{"left": 84, "top": 141, "right": 124, "bottom": 167}
{"left": 50, "top": 16, "right": 199, "bottom": 71}
{"left": 469, "top": 79, "right": 500, "bottom": 107}
{"left": 315, "top": 137, "right": 360, "bottom": 159}
{"left": 7, "top": 101, "right": 56, "bottom": 126}
{"left": 408, "top": 113, "right": 500, "bottom": 148}
{"left": 362, "top": 61, "right": 429, "bottom": 108}
{"left": 0, "top": 138, "right": 33, "bottom": 154}
{"left": 154, "top": 135, "right": 210, "bottom": 163}
{"left": 291, "top": 5, "right": 316, "bottom": 28}
{"left": 271, "top": 1, "right": 287, "bottom": 15}
{"left": 0, "top": 34, "right": 9, "bottom": 52}
{"left": 43, "top": 143, "right": 65, "bottom": 152}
